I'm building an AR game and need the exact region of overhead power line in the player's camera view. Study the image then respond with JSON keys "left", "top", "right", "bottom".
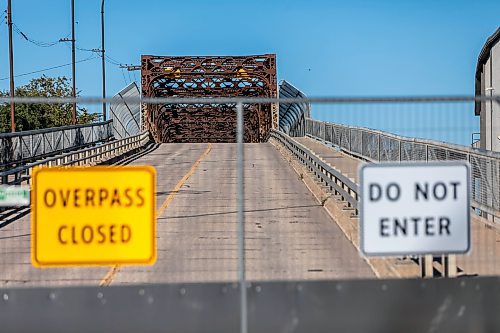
{"left": 104, "top": 54, "right": 122, "bottom": 66}
{"left": 75, "top": 47, "right": 129, "bottom": 69}
{"left": 12, "top": 23, "right": 69, "bottom": 48}
{"left": 105, "top": 55, "right": 140, "bottom": 73}
{"left": 51, "top": 39, "right": 140, "bottom": 83}
{"left": 120, "top": 68, "right": 128, "bottom": 85}
{"left": 120, "top": 64, "right": 140, "bottom": 71}
{"left": 1, "top": 9, "right": 6, "bottom": 26}
{"left": 0, "top": 55, "right": 97, "bottom": 81}
{"left": 76, "top": 45, "right": 101, "bottom": 53}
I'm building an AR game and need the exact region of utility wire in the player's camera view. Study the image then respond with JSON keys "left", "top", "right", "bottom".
{"left": 12, "top": 23, "right": 69, "bottom": 48}
{"left": 72, "top": 44, "right": 138, "bottom": 89}
{"left": 0, "top": 55, "right": 98, "bottom": 81}
{"left": 121, "top": 68, "right": 128, "bottom": 85}
{"left": 105, "top": 54, "right": 126, "bottom": 66}
{"left": 2, "top": 17, "right": 134, "bottom": 84}
{"left": 72, "top": 45, "right": 139, "bottom": 86}
{"left": 76, "top": 46, "right": 126, "bottom": 68}
{"left": 127, "top": 69, "right": 132, "bottom": 83}
{"left": 0, "top": 9, "right": 6, "bottom": 26}
{"left": 76, "top": 45, "right": 101, "bottom": 53}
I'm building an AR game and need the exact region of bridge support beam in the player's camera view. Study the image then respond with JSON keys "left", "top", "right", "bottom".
{"left": 443, "top": 255, "right": 457, "bottom": 278}
{"left": 420, "top": 255, "right": 457, "bottom": 278}
{"left": 420, "top": 255, "right": 434, "bottom": 278}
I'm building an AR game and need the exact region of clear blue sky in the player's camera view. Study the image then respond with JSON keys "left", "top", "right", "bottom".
{"left": 0, "top": 0, "right": 499, "bottom": 144}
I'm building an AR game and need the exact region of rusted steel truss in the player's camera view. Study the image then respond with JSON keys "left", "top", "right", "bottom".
{"left": 141, "top": 54, "right": 277, "bottom": 143}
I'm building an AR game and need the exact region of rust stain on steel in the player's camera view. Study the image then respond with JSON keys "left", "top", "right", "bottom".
{"left": 141, "top": 54, "right": 277, "bottom": 143}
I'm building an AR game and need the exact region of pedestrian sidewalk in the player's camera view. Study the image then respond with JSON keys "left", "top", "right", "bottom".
{"left": 295, "top": 136, "right": 500, "bottom": 277}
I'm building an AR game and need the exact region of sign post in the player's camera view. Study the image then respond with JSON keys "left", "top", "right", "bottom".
{"left": 359, "top": 162, "right": 470, "bottom": 276}
{"left": 31, "top": 166, "right": 156, "bottom": 267}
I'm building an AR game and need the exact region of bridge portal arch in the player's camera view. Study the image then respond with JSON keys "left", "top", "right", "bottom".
{"left": 141, "top": 55, "right": 277, "bottom": 143}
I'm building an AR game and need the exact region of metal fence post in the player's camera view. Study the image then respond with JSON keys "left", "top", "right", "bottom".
{"left": 420, "top": 255, "right": 434, "bottom": 278}
{"left": 398, "top": 141, "right": 402, "bottom": 163}
{"left": 236, "top": 102, "right": 247, "bottom": 333}
{"left": 42, "top": 132, "right": 46, "bottom": 156}
{"left": 443, "top": 255, "right": 457, "bottom": 278}
{"left": 338, "top": 126, "right": 342, "bottom": 147}
{"left": 378, "top": 133, "right": 381, "bottom": 162}
{"left": 27, "top": 167, "right": 32, "bottom": 185}
{"left": 330, "top": 125, "right": 333, "bottom": 145}
{"left": 360, "top": 130, "right": 364, "bottom": 156}
{"left": 30, "top": 136, "right": 33, "bottom": 159}
{"left": 348, "top": 127, "right": 352, "bottom": 152}
{"left": 17, "top": 137, "right": 22, "bottom": 161}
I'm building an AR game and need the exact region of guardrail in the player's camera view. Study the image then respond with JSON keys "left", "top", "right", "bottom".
{"left": 0, "top": 120, "right": 113, "bottom": 169}
{"left": 272, "top": 128, "right": 460, "bottom": 278}
{"left": 0, "top": 131, "right": 150, "bottom": 186}
{"left": 305, "top": 118, "right": 500, "bottom": 220}
{"left": 270, "top": 129, "right": 359, "bottom": 211}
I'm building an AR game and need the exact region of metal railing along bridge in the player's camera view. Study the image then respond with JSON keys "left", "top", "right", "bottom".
{"left": 305, "top": 118, "right": 500, "bottom": 221}
{"left": 0, "top": 120, "right": 113, "bottom": 170}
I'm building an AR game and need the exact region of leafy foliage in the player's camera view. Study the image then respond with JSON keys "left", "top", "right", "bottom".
{"left": 0, "top": 76, "right": 99, "bottom": 132}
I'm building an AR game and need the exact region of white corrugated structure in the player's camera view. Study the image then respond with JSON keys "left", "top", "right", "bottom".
{"left": 278, "top": 80, "right": 310, "bottom": 136}
{"left": 475, "top": 27, "right": 500, "bottom": 152}
{"left": 109, "top": 82, "right": 141, "bottom": 139}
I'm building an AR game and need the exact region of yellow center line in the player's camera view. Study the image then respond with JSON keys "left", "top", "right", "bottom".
{"left": 99, "top": 143, "right": 213, "bottom": 287}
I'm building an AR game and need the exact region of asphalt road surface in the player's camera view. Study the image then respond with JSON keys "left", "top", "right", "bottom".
{"left": 0, "top": 143, "right": 374, "bottom": 288}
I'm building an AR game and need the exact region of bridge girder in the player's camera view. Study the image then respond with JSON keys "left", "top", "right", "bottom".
{"left": 141, "top": 54, "right": 277, "bottom": 143}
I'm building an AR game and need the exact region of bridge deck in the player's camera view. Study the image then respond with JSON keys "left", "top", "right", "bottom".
{"left": 296, "top": 136, "right": 500, "bottom": 277}
{"left": 0, "top": 142, "right": 374, "bottom": 287}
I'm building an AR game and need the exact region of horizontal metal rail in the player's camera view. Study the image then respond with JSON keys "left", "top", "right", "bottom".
{"left": 2, "top": 95, "right": 500, "bottom": 105}
{"left": 0, "top": 131, "right": 150, "bottom": 186}
{"left": 0, "top": 120, "right": 112, "bottom": 139}
{"left": 270, "top": 129, "right": 359, "bottom": 210}
{"left": 0, "top": 120, "right": 113, "bottom": 168}
{"left": 305, "top": 118, "right": 500, "bottom": 220}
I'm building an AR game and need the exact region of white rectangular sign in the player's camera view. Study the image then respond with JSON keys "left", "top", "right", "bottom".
{"left": 0, "top": 185, "right": 30, "bottom": 207}
{"left": 359, "top": 162, "right": 470, "bottom": 256}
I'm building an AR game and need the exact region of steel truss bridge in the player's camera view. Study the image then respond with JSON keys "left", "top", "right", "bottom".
{"left": 141, "top": 54, "right": 278, "bottom": 143}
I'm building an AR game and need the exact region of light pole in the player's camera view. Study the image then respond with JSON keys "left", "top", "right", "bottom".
{"left": 101, "top": 0, "right": 106, "bottom": 121}
{"left": 71, "top": 0, "right": 76, "bottom": 124}
{"left": 7, "top": 0, "right": 15, "bottom": 132}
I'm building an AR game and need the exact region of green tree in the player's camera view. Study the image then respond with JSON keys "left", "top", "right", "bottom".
{"left": 0, "top": 75, "right": 99, "bottom": 132}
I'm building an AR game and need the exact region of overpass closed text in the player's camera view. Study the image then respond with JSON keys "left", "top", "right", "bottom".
{"left": 31, "top": 166, "right": 157, "bottom": 267}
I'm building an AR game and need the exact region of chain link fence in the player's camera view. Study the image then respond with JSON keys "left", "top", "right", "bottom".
{"left": 306, "top": 117, "right": 500, "bottom": 221}
{"left": 0, "top": 96, "right": 499, "bottom": 331}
